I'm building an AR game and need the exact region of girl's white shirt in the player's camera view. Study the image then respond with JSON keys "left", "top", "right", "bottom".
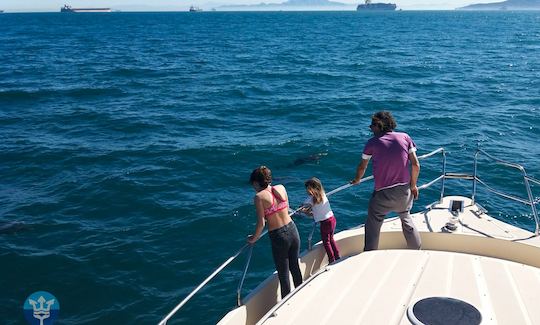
{"left": 304, "top": 193, "right": 334, "bottom": 222}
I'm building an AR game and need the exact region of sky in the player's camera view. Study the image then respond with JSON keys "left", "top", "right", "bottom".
{"left": 0, "top": 0, "right": 497, "bottom": 12}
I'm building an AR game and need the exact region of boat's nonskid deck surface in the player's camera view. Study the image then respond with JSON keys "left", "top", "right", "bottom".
{"left": 259, "top": 249, "right": 540, "bottom": 325}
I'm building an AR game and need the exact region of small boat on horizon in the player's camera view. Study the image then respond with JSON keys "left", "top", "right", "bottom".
{"left": 189, "top": 5, "right": 203, "bottom": 12}
{"left": 357, "top": 0, "right": 397, "bottom": 10}
{"left": 60, "top": 4, "right": 112, "bottom": 13}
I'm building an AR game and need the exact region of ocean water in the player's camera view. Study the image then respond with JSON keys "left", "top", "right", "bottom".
{"left": 1, "top": 11, "right": 539, "bottom": 324}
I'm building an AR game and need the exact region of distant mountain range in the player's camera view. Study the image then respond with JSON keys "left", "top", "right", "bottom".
{"left": 458, "top": 0, "right": 540, "bottom": 10}
{"left": 220, "top": 0, "right": 350, "bottom": 9}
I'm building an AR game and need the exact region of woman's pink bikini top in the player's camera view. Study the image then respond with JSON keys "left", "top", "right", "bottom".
{"left": 263, "top": 186, "right": 288, "bottom": 218}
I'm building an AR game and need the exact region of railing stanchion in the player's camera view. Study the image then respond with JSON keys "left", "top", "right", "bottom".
{"left": 158, "top": 244, "right": 250, "bottom": 325}
{"left": 237, "top": 244, "right": 254, "bottom": 306}
{"left": 308, "top": 221, "right": 317, "bottom": 250}
{"left": 523, "top": 174, "right": 540, "bottom": 236}
{"left": 440, "top": 149, "right": 446, "bottom": 203}
{"left": 474, "top": 148, "right": 539, "bottom": 236}
{"left": 472, "top": 149, "right": 479, "bottom": 204}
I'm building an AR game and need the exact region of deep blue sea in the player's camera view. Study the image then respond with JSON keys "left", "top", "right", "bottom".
{"left": 1, "top": 11, "right": 539, "bottom": 324}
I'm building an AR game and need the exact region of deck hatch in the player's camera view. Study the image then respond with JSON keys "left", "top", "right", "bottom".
{"left": 450, "top": 200, "right": 464, "bottom": 213}
{"left": 407, "top": 297, "right": 481, "bottom": 325}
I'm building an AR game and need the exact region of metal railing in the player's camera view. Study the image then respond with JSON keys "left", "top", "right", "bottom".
{"left": 472, "top": 148, "right": 539, "bottom": 235}
{"left": 416, "top": 147, "right": 539, "bottom": 235}
{"left": 416, "top": 147, "right": 446, "bottom": 202}
{"left": 158, "top": 146, "right": 539, "bottom": 324}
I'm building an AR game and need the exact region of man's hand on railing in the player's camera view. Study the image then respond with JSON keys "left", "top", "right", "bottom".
{"left": 350, "top": 178, "right": 361, "bottom": 185}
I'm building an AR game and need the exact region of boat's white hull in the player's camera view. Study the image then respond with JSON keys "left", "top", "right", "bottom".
{"left": 218, "top": 196, "right": 540, "bottom": 325}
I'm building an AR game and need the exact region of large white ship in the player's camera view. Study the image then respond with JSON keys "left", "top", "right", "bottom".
{"left": 60, "top": 5, "right": 111, "bottom": 12}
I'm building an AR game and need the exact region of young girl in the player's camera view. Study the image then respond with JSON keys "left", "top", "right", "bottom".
{"left": 303, "top": 177, "right": 341, "bottom": 263}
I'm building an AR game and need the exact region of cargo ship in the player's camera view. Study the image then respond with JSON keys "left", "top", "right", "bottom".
{"left": 60, "top": 5, "right": 111, "bottom": 12}
{"left": 357, "top": 0, "right": 397, "bottom": 10}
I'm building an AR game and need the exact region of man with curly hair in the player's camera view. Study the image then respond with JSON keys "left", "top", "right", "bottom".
{"left": 351, "top": 111, "right": 421, "bottom": 251}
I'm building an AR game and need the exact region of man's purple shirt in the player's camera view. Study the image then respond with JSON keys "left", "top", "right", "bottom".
{"left": 362, "top": 131, "right": 417, "bottom": 191}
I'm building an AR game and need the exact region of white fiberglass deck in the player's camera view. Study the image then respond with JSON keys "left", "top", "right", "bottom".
{"left": 258, "top": 249, "right": 540, "bottom": 325}
{"left": 404, "top": 196, "right": 539, "bottom": 244}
